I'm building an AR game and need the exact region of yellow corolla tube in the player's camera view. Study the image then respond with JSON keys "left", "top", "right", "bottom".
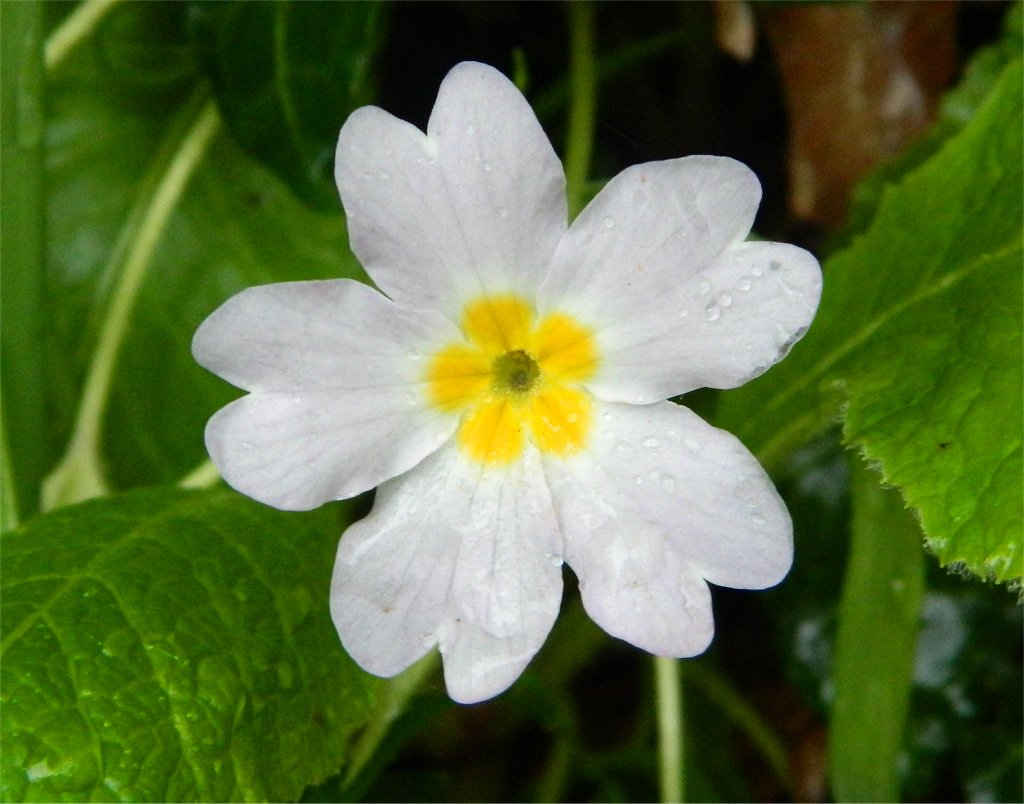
{"left": 427, "top": 295, "right": 598, "bottom": 464}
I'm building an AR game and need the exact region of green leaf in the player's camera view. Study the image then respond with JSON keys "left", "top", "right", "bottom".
{"left": 716, "top": 57, "right": 1024, "bottom": 583}
{"left": 828, "top": 458, "right": 925, "bottom": 802}
{"left": 44, "top": 2, "right": 368, "bottom": 491}
{"left": 1, "top": 487, "right": 383, "bottom": 802}
{"left": 189, "top": 0, "right": 387, "bottom": 210}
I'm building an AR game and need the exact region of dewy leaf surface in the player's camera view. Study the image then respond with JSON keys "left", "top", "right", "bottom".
{"left": 716, "top": 58, "right": 1023, "bottom": 583}
{"left": 1, "top": 487, "right": 382, "bottom": 802}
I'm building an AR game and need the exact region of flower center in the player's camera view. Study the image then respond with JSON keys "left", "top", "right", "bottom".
{"left": 491, "top": 349, "right": 540, "bottom": 396}
{"left": 426, "top": 295, "right": 598, "bottom": 465}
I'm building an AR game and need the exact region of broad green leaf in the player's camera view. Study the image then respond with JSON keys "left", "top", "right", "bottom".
{"left": 0, "top": 487, "right": 383, "bottom": 802}
{"left": 1, "top": 0, "right": 46, "bottom": 525}
{"left": 828, "top": 458, "right": 925, "bottom": 802}
{"left": 716, "top": 57, "right": 1024, "bottom": 583}
{"left": 189, "top": 0, "right": 387, "bottom": 210}
{"left": 44, "top": 2, "right": 368, "bottom": 492}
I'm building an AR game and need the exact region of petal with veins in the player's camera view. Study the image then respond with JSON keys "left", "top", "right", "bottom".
{"left": 335, "top": 62, "right": 566, "bottom": 316}
{"left": 584, "top": 241, "right": 823, "bottom": 402}
{"left": 546, "top": 400, "right": 792, "bottom": 655}
{"left": 331, "top": 443, "right": 563, "bottom": 704}
{"left": 194, "top": 280, "right": 461, "bottom": 510}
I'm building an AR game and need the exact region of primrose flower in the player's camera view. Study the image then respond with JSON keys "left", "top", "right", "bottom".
{"left": 193, "top": 62, "right": 822, "bottom": 704}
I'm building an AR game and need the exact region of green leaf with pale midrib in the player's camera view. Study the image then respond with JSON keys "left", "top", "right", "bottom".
{"left": 716, "top": 56, "right": 1024, "bottom": 583}
{"left": 44, "top": 2, "right": 370, "bottom": 490}
{"left": 1, "top": 487, "right": 383, "bottom": 802}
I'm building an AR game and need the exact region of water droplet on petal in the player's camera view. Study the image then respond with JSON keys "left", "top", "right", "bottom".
{"left": 405, "top": 392, "right": 418, "bottom": 406}
{"left": 567, "top": 412, "right": 579, "bottom": 423}
{"left": 679, "top": 308, "right": 689, "bottom": 317}
{"left": 770, "top": 260, "right": 782, "bottom": 271}
{"left": 603, "top": 216, "right": 615, "bottom": 229}
{"left": 497, "top": 207, "right": 509, "bottom": 219}
{"left": 642, "top": 437, "right": 659, "bottom": 449}
{"left": 407, "top": 350, "right": 421, "bottom": 361}
{"left": 684, "top": 437, "right": 701, "bottom": 452}
{"left": 615, "top": 442, "right": 634, "bottom": 457}
{"left": 719, "top": 293, "right": 733, "bottom": 307}
{"left": 601, "top": 411, "right": 613, "bottom": 422}
{"left": 751, "top": 513, "right": 767, "bottom": 526}
{"left": 633, "top": 475, "right": 644, "bottom": 485}
{"left": 241, "top": 441, "right": 254, "bottom": 450}
{"left": 377, "top": 170, "right": 390, "bottom": 180}
{"left": 648, "top": 469, "right": 661, "bottom": 481}
{"left": 549, "top": 555, "right": 564, "bottom": 568}
{"left": 466, "top": 124, "right": 477, "bottom": 135}
{"left": 291, "top": 396, "right": 302, "bottom": 405}
{"left": 661, "top": 475, "right": 677, "bottom": 493}
{"left": 699, "top": 280, "right": 711, "bottom": 295}
{"left": 739, "top": 277, "right": 752, "bottom": 291}
{"left": 483, "top": 162, "right": 493, "bottom": 172}
{"left": 705, "top": 303, "right": 721, "bottom": 321}
{"left": 752, "top": 265, "right": 764, "bottom": 277}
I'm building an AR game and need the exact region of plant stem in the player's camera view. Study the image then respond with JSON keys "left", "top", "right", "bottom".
{"left": 686, "top": 661, "right": 791, "bottom": 792}
{"left": 564, "top": 0, "right": 596, "bottom": 219}
{"left": 1, "top": 0, "right": 45, "bottom": 524}
{"left": 178, "top": 458, "right": 221, "bottom": 490}
{"left": 42, "top": 97, "right": 221, "bottom": 510}
{"left": 45, "top": 0, "right": 122, "bottom": 72}
{"left": 655, "top": 655, "right": 684, "bottom": 803}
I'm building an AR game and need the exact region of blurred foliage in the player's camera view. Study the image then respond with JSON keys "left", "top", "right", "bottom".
{"left": 1, "top": 2, "right": 1020, "bottom": 803}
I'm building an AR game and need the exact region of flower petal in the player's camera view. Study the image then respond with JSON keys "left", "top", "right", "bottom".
{"left": 539, "top": 156, "right": 760, "bottom": 325}
{"left": 545, "top": 400, "right": 791, "bottom": 656}
{"left": 192, "top": 279, "right": 460, "bottom": 392}
{"left": 195, "top": 280, "right": 463, "bottom": 510}
{"left": 335, "top": 62, "right": 566, "bottom": 315}
{"left": 330, "top": 443, "right": 563, "bottom": 704}
{"left": 585, "top": 241, "right": 823, "bottom": 402}
{"left": 204, "top": 388, "right": 456, "bottom": 511}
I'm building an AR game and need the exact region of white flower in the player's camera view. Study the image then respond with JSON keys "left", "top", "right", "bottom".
{"left": 193, "top": 62, "right": 822, "bottom": 704}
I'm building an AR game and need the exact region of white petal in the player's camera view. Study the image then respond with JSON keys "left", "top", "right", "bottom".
{"left": 545, "top": 400, "right": 791, "bottom": 656}
{"left": 585, "top": 241, "right": 823, "bottom": 402}
{"left": 330, "top": 443, "right": 563, "bottom": 704}
{"left": 539, "top": 156, "right": 759, "bottom": 324}
{"left": 335, "top": 62, "right": 566, "bottom": 315}
{"left": 204, "top": 388, "right": 456, "bottom": 511}
{"left": 195, "top": 280, "right": 461, "bottom": 510}
{"left": 192, "top": 279, "right": 460, "bottom": 392}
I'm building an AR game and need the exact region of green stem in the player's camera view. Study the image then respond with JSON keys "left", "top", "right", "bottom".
{"left": 829, "top": 456, "right": 924, "bottom": 802}
{"left": 45, "top": 0, "right": 122, "bottom": 72}
{"left": 655, "top": 655, "right": 684, "bottom": 803}
{"left": 42, "top": 97, "right": 221, "bottom": 511}
{"left": 533, "top": 28, "right": 686, "bottom": 122}
{"left": 686, "top": 662, "right": 792, "bottom": 792}
{"left": 0, "top": 0, "right": 45, "bottom": 524}
{"left": 563, "top": 0, "right": 596, "bottom": 219}
{"left": 178, "top": 458, "right": 221, "bottom": 490}
{"left": 340, "top": 652, "right": 439, "bottom": 790}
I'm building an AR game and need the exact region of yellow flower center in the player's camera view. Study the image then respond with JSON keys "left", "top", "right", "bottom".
{"left": 427, "top": 295, "right": 598, "bottom": 464}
